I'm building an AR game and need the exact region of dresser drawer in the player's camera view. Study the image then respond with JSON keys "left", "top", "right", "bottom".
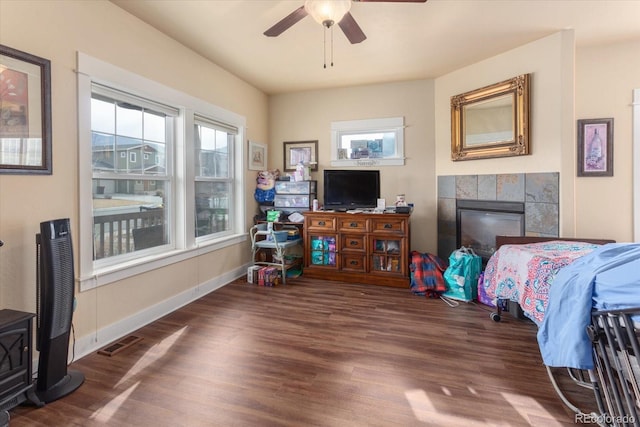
{"left": 306, "top": 216, "right": 336, "bottom": 231}
{"left": 341, "top": 234, "right": 365, "bottom": 251}
{"left": 274, "top": 180, "right": 317, "bottom": 194}
{"left": 371, "top": 217, "right": 406, "bottom": 234}
{"left": 274, "top": 194, "right": 313, "bottom": 209}
{"left": 337, "top": 217, "right": 368, "bottom": 232}
{"left": 340, "top": 253, "right": 366, "bottom": 272}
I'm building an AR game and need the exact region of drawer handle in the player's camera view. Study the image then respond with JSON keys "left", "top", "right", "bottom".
{"left": 384, "top": 223, "right": 392, "bottom": 229}
{"left": 350, "top": 222, "right": 358, "bottom": 227}
{"left": 350, "top": 260, "right": 358, "bottom": 265}
{"left": 350, "top": 240, "right": 358, "bottom": 246}
{"left": 318, "top": 221, "right": 325, "bottom": 226}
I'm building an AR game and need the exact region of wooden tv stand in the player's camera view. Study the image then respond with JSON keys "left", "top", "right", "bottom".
{"left": 302, "top": 211, "right": 410, "bottom": 287}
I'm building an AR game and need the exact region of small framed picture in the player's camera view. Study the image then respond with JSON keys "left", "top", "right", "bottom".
{"left": 577, "top": 118, "right": 613, "bottom": 177}
{"left": 248, "top": 140, "right": 267, "bottom": 171}
{"left": 283, "top": 140, "right": 318, "bottom": 172}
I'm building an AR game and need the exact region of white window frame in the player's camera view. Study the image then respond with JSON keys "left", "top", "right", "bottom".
{"left": 77, "top": 52, "right": 246, "bottom": 291}
{"left": 330, "top": 117, "right": 405, "bottom": 167}
{"left": 634, "top": 88, "right": 640, "bottom": 242}
{"left": 90, "top": 83, "right": 178, "bottom": 269}
{"left": 194, "top": 115, "right": 237, "bottom": 241}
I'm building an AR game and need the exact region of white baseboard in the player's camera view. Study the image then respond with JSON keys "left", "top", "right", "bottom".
{"left": 68, "top": 263, "right": 249, "bottom": 363}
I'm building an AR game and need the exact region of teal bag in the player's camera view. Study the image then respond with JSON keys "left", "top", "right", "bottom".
{"left": 442, "top": 247, "right": 482, "bottom": 302}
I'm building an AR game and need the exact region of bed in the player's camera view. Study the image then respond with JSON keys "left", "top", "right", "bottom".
{"left": 482, "top": 236, "right": 640, "bottom": 425}
{"left": 483, "top": 236, "right": 615, "bottom": 325}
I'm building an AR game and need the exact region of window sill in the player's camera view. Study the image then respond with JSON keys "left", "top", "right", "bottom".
{"left": 330, "top": 158, "right": 406, "bottom": 167}
{"left": 79, "top": 233, "right": 247, "bottom": 291}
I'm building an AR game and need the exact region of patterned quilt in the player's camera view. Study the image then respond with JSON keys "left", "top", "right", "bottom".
{"left": 482, "top": 241, "right": 600, "bottom": 325}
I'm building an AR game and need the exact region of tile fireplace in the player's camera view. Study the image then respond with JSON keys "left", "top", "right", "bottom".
{"left": 438, "top": 173, "right": 559, "bottom": 261}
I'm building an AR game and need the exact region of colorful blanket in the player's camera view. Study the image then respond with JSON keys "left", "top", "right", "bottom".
{"left": 409, "top": 251, "right": 447, "bottom": 298}
{"left": 482, "top": 241, "right": 600, "bottom": 325}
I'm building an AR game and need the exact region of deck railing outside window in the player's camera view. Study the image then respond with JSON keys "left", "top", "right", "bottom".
{"left": 93, "top": 209, "right": 164, "bottom": 259}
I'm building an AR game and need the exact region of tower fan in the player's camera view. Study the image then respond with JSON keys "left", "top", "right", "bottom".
{"left": 35, "top": 218, "right": 84, "bottom": 403}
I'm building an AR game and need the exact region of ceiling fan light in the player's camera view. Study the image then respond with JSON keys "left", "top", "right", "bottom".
{"left": 304, "top": 0, "right": 352, "bottom": 26}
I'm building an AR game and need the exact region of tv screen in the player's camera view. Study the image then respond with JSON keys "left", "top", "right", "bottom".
{"left": 323, "top": 170, "right": 380, "bottom": 210}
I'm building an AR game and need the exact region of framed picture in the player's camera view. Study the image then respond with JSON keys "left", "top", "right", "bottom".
{"left": 0, "top": 44, "right": 52, "bottom": 174}
{"left": 283, "top": 140, "right": 318, "bottom": 172}
{"left": 577, "top": 118, "right": 613, "bottom": 177}
{"left": 248, "top": 140, "right": 267, "bottom": 170}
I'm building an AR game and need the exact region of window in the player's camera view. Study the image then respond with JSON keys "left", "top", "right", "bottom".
{"left": 90, "top": 84, "right": 176, "bottom": 263}
{"left": 331, "top": 117, "right": 405, "bottom": 167}
{"left": 77, "top": 52, "right": 246, "bottom": 290}
{"left": 194, "top": 115, "right": 236, "bottom": 238}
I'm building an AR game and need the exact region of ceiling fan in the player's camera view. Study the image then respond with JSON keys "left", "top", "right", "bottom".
{"left": 264, "top": 0, "right": 428, "bottom": 45}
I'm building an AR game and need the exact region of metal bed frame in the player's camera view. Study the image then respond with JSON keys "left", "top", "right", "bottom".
{"left": 586, "top": 308, "right": 640, "bottom": 426}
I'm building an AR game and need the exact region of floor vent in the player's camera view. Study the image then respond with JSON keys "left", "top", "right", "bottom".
{"left": 98, "top": 335, "right": 143, "bottom": 357}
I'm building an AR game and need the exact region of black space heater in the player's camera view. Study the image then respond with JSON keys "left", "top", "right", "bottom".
{"left": 35, "top": 218, "right": 84, "bottom": 403}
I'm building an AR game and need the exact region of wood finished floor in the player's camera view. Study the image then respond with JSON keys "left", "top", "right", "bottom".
{"left": 10, "top": 276, "right": 597, "bottom": 426}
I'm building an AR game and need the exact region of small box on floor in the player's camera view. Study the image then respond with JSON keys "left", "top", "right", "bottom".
{"left": 247, "top": 266, "right": 262, "bottom": 284}
{"left": 258, "top": 266, "right": 279, "bottom": 286}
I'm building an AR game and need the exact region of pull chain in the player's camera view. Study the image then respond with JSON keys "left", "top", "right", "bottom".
{"left": 322, "top": 21, "right": 335, "bottom": 69}
{"left": 323, "top": 25, "right": 327, "bottom": 69}
{"left": 330, "top": 25, "right": 334, "bottom": 67}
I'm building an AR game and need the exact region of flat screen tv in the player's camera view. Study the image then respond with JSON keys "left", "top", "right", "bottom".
{"left": 323, "top": 170, "right": 380, "bottom": 210}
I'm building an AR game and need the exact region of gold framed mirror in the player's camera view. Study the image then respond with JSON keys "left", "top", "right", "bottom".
{"left": 451, "top": 74, "right": 530, "bottom": 161}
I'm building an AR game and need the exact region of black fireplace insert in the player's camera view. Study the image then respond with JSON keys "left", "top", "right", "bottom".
{"left": 456, "top": 199, "right": 525, "bottom": 262}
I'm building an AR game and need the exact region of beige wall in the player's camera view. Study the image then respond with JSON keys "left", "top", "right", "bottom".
{"left": 2, "top": 0, "right": 638, "bottom": 361}
{"left": 268, "top": 30, "right": 640, "bottom": 253}
{"left": 269, "top": 80, "right": 437, "bottom": 252}
{"left": 575, "top": 39, "right": 640, "bottom": 243}
{"left": 433, "top": 30, "right": 638, "bottom": 244}
{"left": 0, "top": 1, "right": 268, "bottom": 350}
{"left": 435, "top": 31, "right": 574, "bottom": 177}
{"left": 435, "top": 32, "right": 576, "bottom": 237}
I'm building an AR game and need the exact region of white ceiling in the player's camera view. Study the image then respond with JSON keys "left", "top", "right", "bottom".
{"left": 110, "top": 0, "right": 640, "bottom": 95}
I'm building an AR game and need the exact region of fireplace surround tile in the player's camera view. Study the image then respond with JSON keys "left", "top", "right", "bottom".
{"left": 437, "top": 172, "right": 559, "bottom": 260}
{"left": 478, "top": 175, "right": 497, "bottom": 200}
{"left": 438, "top": 175, "right": 456, "bottom": 199}
{"left": 455, "top": 175, "right": 478, "bottom": 199}
{"left": 525, "top": 202, "right": 559, "bottom": 236}
{"left": 496, "top": 173, "right": 525, "bottom": 201}
{"left": 437, "top": 198, "right": 457, "bottom": 260}
{"left": 525, "top": 172, "right": 559, "bottom": 203}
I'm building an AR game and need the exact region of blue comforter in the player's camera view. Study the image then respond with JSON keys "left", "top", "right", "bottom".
{"left": 537, "top": 243, "right": 640, "bottom": 369}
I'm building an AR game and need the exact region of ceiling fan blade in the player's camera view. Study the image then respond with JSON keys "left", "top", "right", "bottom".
{"left": 338, "top": 12, "right": 367, "bottom": 44}
{"left": 264, "top": 6, "right": 308, "bottom": 37}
